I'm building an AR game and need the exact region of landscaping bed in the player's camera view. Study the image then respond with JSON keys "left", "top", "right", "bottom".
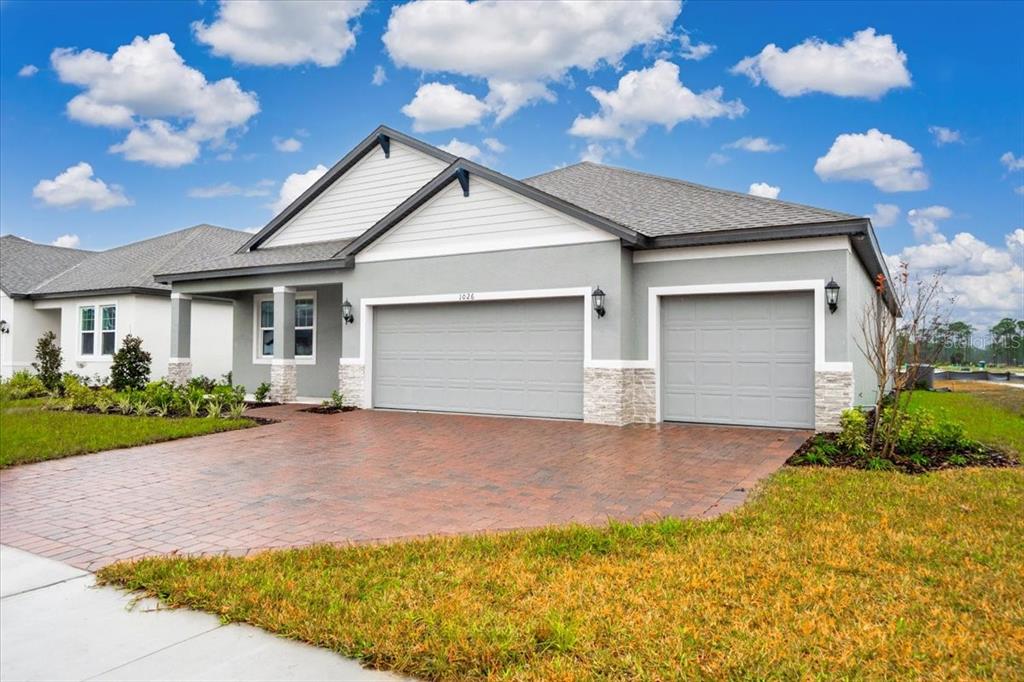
{"left": 300, "top": 405, "right": 358, "bottom": 414}
{"left": 98, "top": 467, "right": 1024, "bottom": 680}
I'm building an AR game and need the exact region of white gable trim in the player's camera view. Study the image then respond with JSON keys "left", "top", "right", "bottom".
{"left": 633, "top": 235, "right": 852, "bottom": 263}
{"left": 264, "top": 140, "right": 448, "bottom": 248}
{"left": 355, "top": 176, "right": 617, "bottom": 264}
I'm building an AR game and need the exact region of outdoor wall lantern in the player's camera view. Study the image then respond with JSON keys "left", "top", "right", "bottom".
{"left": 0, "top": 319, "right": 8, "bottom": 334}
{"left": 825, "top": 278, "right": 840, "bottom": 314}
{"left": 341, "top": 299, "right": 354, "bottom": 325}
{"left": 592, "top": 286, "right": 606, "bottom": 318}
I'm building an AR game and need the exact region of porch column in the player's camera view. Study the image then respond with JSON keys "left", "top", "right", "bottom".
{"left": 167, "top": 293, "right": 192, "bottom": 384}
{"left": 271, "top": 286, "right": 297, "bottom": 402}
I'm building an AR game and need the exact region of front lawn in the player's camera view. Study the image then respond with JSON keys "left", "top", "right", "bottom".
{"left": 912, "top": 381, "right": 1024, "bottom": 455}
{"left": 0, "top": 398, "right": 254, "bottom": 467}
{"left": 99, "top": 468, "right": 1023, "bottom": 680}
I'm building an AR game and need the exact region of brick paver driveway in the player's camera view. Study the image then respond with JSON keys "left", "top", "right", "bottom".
{"left": 0, "top": 406, "right": 809, "bottom": 570}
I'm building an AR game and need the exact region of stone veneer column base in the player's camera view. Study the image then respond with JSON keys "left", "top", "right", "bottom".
{"left": 814, "top": 370, "right": 854, "bottom": 432}
{"left": 583, "top": 366, "right": 656, "bottom": 426}
{"left": 337, "top": 362, "right": 366, "bottom": 408}
{"left": 166, "top": 359, "right": 192, "bottom": 385}
{"left": 270, "top": 361, "right": 297, "bottom": 403}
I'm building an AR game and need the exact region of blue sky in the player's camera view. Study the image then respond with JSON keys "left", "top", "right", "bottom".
{"left": 1, "top": 1, "right": 1021, "bottom": 325}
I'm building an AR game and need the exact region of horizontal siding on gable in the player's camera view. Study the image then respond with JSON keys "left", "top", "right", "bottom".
{"left": 356, "top": 176, "right": 617, "bottom": 263}
{"left": 265, "top": 141, "right": 447, "bottom": 247}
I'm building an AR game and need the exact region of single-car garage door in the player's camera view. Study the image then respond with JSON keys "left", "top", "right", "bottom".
{"left": 661, "top": 291, "right": 814, "bottom": 428}
{"left": 373, "top": 298, "right": 583, "bottom": 419}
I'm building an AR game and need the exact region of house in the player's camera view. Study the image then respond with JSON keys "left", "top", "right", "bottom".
{"left": 156, "top": 126, "right": 894, "bottom": 431}
{"left": 0, "top": 226, "right": 248, "bottom": 381}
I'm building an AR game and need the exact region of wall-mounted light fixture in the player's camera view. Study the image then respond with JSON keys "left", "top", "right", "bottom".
{"left": 342, "top": 299, "right": 354, "bottom": 325}
{"left": 0, "top": 319, "right": 9, "bottom": 334}
{"left": 825, "top": 278, "right": 840, "bottom": 314}
{"left": 592, "top": 286, "right": 606, "bottom": 318}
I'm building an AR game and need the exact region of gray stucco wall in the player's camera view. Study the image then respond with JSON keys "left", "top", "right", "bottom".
{"left": 845, "top": 250, "right": 884, "bottom": 406}
{"left": 230, "top": 284, "right": 343, "bottom": 398}
{"left": 630, "top": 249, "right": 852, "bottom": 362}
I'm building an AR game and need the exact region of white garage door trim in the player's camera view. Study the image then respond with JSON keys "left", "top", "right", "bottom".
{"left": 647, "top": 280, "right": 853, "bottom": 423}
{"left": 354, "top": 287, "right": 593, "bottom": 410}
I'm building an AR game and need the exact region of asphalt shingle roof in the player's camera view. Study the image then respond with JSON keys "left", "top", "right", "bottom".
{"left": 523, "top": 162, "right": 857, "bottom": 238}
{"left": 30, "top": 225, "right": 249, "bottom": 295}
{"left": 155, "top": 238, "right": 352, "bottom": 278}
{"left": 0, "top": 235, "right": 92, "bottom": 296}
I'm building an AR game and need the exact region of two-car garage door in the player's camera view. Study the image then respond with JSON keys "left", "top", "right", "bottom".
{"left": 660, "top": 291, "right": 815, "bottom": 428}
{"left": 373, "top": 298, "right": 584, "bottom": 419}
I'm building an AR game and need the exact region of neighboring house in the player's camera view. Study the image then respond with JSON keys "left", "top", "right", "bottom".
{"left": 0, "top": 226, "right": 247, "bottom": 381}
{"left": 156, "top": 126, "right": 895, "bottom": 431}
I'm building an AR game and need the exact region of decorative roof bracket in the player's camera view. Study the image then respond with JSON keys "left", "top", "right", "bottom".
{"left": 455, "top": 167, "right": 470, "bottom": 197}
{"left": 377, "top": 133, "right": 390, "bottom": 158}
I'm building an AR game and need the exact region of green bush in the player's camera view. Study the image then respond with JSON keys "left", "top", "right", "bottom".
{"left": 143, "top": 381, "right": 176, "bottom": 417}
{"left": 31, "top": 331, "right": 63, "bottom": 393}
{"left": 797, "top": 435, "right": 839, "bottom": 465}
{"left": 2, "top": 370, "right": 48, "bottom": 400}
{"left": 322, "top": 390, "right": 345, "bottom": 410}
{"left": 254, "top": 382, "right": 271, "bottom": 403}
{"left": 188, "top": 375, "right": 217, "bottom": 392}
{"left": 109, "top": 335, "right": 151, "bottom": 391}
{"left": 61, "top": 375, "right": 95, "bottom": 410}
{"left": 93, "top": 387, "right": 118, "bottom": 413}
{"left": 837, "top": 409, "right": 868, "bottom": 457}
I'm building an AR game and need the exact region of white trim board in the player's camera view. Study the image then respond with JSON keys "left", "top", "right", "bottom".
{"left": 354, "top": 286, "right": 596, "bottom": 409}
{"left": 633, "top": 235, "right": 851, "bottom": 264}
{"left": 646, "top": 280, "right": 853, "bottom": 422}
{"left": 252, "top": 291, "right": 318, "bottom": 366}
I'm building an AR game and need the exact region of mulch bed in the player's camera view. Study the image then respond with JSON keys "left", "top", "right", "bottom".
{"left": 788, "top": 432, "right": 1018, "bottom": 474}
{"left": 58, "top": 405, "right": 278, "bottom": 425}
{"left": 245, "top": 401, "right": 281, "bottom": 408}
{"left": 299, "top": 405, "right": 359, "bottom": 414}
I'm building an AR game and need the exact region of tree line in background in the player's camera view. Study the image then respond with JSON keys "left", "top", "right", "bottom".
{"left": 925, "top": 317, "right": 1024, "bottom": 367}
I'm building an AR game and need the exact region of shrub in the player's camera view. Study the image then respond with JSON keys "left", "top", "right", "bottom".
{"left": 109, "top": 335, "right": 151, "bottom": 391}
{"left": 188, "top": 375, "right": 217, "bottom": 393}
{"left": 184, "top": 386, "right": 205, "bottom": 417}
{"left": 254, "top": 382, "right": 271, "bottom": 403}
{"left": 93, "top": 387, "right": 118, "bottom": 413}
{"left": 322, "top": 390, "right": 345, "bottom": 410}
{"left": 116, "top": 393, "right": 134, "bottom": 415}
{"left": 31, "top": 331, "right": 63, "bottom": 393}
{"left": 2, "top": 370, "right": 48, "bottom": 400}
{"left": 797, "top": 435, "right": 839, "bottom": 465}
{"left": 61, "top": 375, "right": 95, "bottom": 410}
{"left": 837, "top": 409, "right": 868, "bottom": 457}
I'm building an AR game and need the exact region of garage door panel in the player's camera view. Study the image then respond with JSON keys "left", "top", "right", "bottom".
{"left": 662, "top": 291, "right": 814, "bottom": 428}
{"left": 374, "top": 298, "right": 583, "bottom": 419}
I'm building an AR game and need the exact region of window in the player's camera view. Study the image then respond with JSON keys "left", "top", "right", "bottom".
{"left": 80, "top": 307, "right": 95, "bottom": 355}
{"left": 254, "top": 293, "right": 316, "bottom": 362}
{"left": 79, "top": 304, "right": 116, "bottom": 357}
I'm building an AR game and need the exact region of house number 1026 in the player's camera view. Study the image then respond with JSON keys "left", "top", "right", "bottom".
{"left": 458, "top": 293, "right": 475, "bottom": 301}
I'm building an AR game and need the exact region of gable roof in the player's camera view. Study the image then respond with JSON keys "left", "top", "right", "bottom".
{"left": 239, "top": 125, "right": 456, "bottom": 252}
{"left": 0, "top": 235, "right": 92, "bottom": 296}
{"left": 336, "top": 159, "right": 646, "bottom": 261}
{"left": 27, "top": 225, "right": 249, "bottom": 298}
{"left": 524, "top": 162, "right": 858, "bottom": 238}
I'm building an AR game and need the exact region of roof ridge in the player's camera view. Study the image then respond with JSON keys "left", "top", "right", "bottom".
{"left": 0, "top": 233, "right": 94, "bottom": 255}
{"left": 566, "top": 162, "right": 856, "bottom": 219}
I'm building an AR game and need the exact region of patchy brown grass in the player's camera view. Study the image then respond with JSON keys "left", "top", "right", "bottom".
{"left": 99, "top": 468, "right": 1024, "bottom": 680}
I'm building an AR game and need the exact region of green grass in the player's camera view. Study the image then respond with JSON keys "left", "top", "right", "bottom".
{"left": 99, "top": 468, "right": 1024, "bottom": 680}
{"left": 910, "top": 382, "right": 1024, "bottom": 455}
{"left": 0, "top": 398, "right": 254, "bottom": 467}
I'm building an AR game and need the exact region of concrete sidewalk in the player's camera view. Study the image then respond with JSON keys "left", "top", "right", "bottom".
{"left": 0, "top": 545, "right": 406, "bottom": 681}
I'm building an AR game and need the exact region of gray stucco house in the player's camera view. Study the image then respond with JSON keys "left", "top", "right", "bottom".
{"left": 157, "top": 126, "right": 893, "bottom": 431}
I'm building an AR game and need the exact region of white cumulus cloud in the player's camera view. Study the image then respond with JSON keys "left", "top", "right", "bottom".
{"left": 193, "top": 0, "right": 369, "bottom": 67}
{"left": 439, "top": 138, "right": 482, "bottom": 161}
{"left": 51, "top": 33, "right": 259, "bottom": 167}
{"left": 814, "top": 128, "right": 928, "bottom": 192}
{"left": 726, "top": 136, "right": 783, "bottom": 153}
{"left": 748, "top": 182, "right": 780, "bottom": 199}
{"left": 678, "top": 34, "right": 715, "bottom": 61}
{"left": 867, "top": 203, "right": 901, "bottom": 228}
{"left": 271, "top": 165, "right": 328, "bottom": 214}
{"left": 188, "top": 180, "right": 273, "bottom": 199}
{"left": 18, "top": 64, "right": 39, "bottom": 77}
{"left": 51, "top": 234, "right": 81, "bottom": 249}
{"left": 928, "top": 125, "right": 962, "bottom": 146}
{"left": 482, "top": 138, "right": 506, "bottom": 153}
{"left": 1001, "top": 151, "right": 1024, "bottom": 171}
{"left": 401, "top": 82, "right": 489, "bottom": 132}
{"left": 32, "top": 162, "right": 132, "bottom": 211}
{"left": 732, "top": 28, "right": 910, "bottom": 99}
{"left": 581, "top": 143, "right": 609, "bottom": 164}
{"left": 371, "top": 64, "right": 387, "bottom": 86}
{"left": 273, "top": 136, "right": 302, "bottom": 152}
{"left": 907, "top": 205, "right": 952, "bottom": 243}
{"left": 384, "top": 0, "right": 681, "bottom": 122}
{"left": 569, "top": 60, "right": 745, "bottom": 145}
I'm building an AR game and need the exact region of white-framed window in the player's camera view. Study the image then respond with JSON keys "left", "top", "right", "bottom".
{"left": 253, "top": 292, "right": 316, "bottom": 363}
{"left": 79, "top": 304, "right": 117, "bottom": 357}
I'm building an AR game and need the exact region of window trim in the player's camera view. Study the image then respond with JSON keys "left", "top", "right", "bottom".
{"left": 77, "top": 302, "right": 117, "bottom": 360}
{"left": 252, "top": 291, "right": 317, "bottom": 365}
